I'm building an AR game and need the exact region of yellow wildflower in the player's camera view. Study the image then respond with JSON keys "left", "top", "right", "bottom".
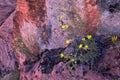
{"left": 66, "top": 39, "right": 71, "bottom": 44}
{"left": 61, "top": 24, "right": 69, "bottom": 29}
{"left": 71, "top": 58, "right": 75, "bottom": 62}
{"left": 82, "top": 38, "right": 86, "bottom": 41}
{"left": 83, "top": 45, "right": 89, "bottom": 50}
{"left": 60, "top": 53, "right": 64, "bottom": 58}
{"left": 61, "top": 25, "right": 65, "bottom": 29}
{"left": 87, "top": 35, "right": 92, "bottom": 39}
{"left": 78, "top": 44, "right": 83, "bottom": 49}
{"left": 112, "top": 36, "right": 118, "bottom": 43}
{"left": 65, "top": 25, "right": 69, "bottom": 28}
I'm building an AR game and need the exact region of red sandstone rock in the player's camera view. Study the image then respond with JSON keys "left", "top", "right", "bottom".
{"left": 0, "top": 0, "right": 120, "bottom": 80}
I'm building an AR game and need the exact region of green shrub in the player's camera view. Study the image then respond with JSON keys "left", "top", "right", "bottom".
{"left": 60, "top": 35, "right": 100, "bottom": 70}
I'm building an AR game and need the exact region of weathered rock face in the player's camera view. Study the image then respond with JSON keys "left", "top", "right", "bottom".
{"left": 0, "top": 0, "right": 16, "bottom": 26}
{"left": 97, "top": 0, "right": 120, "bottom": 35}
{"left": 0, "top": 0, "right": 17, "bottom": 79}
{"left": 0, "top": 0, "right": 120, "bottom": 80}
{"left": 14, "top": 0, "right": 100, "bottom": 51}
{"left": 13, "top": 0, "right": 46, "bottom": 54}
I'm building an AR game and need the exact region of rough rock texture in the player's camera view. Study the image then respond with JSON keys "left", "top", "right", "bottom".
{"left": 13, "top": 0, "right": 100, "bottom": 51}
{"left": 0, "top": 0, "right": 17, "bottom": 79}
{"left": 0, "top": 0, "right": 16, "bottom": 26}
{"left": 97, "top": 41, "right": 120, "bottom": 80}
{"left": 0, "top": 0, "right": 120, "bottom": 80}
{"left": 97, "top": 0, "right": 120, "bottom": 35}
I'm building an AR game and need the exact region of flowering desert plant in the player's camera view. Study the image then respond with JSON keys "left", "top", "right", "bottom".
{"left": 112, "top": 36, "right": 120, "bottom": 55}
{"left": 57, "top": 0, "right": 101, "bottom": 71}
{"left": 60, "top": 35, "right": 100, "bottom": 70}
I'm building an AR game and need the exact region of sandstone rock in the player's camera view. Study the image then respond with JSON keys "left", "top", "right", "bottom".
{"left": 97, "top": 0, "right": 120, "bottom": 35}
{"left": 0, "top": 0, "right": 16, "bottom": 26}
{"left": 0, "top": 0, "right": 120, "bottom": 80}
{"left": 0, "top": 9, "right": 16, "bottom": 79}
